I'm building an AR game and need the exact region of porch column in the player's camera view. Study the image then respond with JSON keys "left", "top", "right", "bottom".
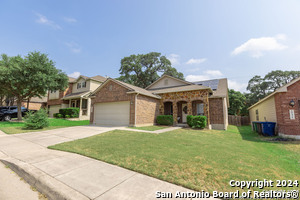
{"left": 173, "top": 102, "right": 177, "bottom": 125}
{"left": 79, "top": 98, "right": 83, "bottom": 118}
{"left": 87, "top": 98, "right": 91, "bottom": 117}
{"left": 69, "top": 99, "right": 71, "bottom": 107}
{"left": 187, "top": 101, "right": 192, "bottom": 115}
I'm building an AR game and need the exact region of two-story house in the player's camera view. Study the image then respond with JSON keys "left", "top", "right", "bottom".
{"left": 48, "top": 75, "right": 106, "bottom": 119}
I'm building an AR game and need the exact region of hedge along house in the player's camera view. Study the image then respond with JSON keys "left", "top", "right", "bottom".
{"left": 248, "top": 77, "right": 300, "bottom": 139}
{"left": 90, "top": 75, "right": 229, "bottom": 130}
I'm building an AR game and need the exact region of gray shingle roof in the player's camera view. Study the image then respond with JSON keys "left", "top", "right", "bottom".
{"left": 150, "top": 85, "right": 212, "bottom": 94}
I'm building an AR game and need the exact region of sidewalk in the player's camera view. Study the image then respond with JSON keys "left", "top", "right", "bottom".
{"left": 0, "top": 126, "right": 208, "bottom": 200}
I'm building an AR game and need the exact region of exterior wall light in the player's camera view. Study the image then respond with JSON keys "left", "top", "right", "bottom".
{"left": 289, "top": 99, "right": 295, "bottom": 107}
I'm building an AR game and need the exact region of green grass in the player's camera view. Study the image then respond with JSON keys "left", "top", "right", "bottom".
{"left": 0, "top": 118, "right": 90, "bottom": 134}
{"left": 128, "top": 125, "right": 168, "bottom": 131}
{"left": 49, "top": 125, "right": 300, "bottom": 193}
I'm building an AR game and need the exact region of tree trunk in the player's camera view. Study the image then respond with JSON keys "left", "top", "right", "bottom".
{"left": 17, "top": 99, "right": 22, "bottom": 121}
{"left": 27, "top": 98, "right": 30, "bottom": 109}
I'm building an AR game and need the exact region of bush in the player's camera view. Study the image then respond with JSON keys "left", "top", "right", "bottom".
{"left": 156, "top": 115, "right": 173, "bottom": 125}
{"left": 53, "top": 113, "right": 60, "bottom": 118}
{"left": 24, "top": 109, "right": 49, "bottom": 130}
{"left": 57, "top": 113, "right": 63, "bottom": 118}
{"left": 187, "top": 115, "right": 207, "bottom": 129}
{"left": 187, "top": 115, "right": 193, "bottom": 127}
{"left": 65, "top": 114, "right": 71, "bottom": 118}
{"left": 59, "top": 108, "right": 79, "bottom": 118}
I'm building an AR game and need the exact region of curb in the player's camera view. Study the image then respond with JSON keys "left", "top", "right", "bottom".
{"left": 0, "top": 157, "right": 89, "bottom": 200}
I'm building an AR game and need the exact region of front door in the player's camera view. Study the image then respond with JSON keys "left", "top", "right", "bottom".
{"left": 71, "top": 100, "right": 77, "bottom": 107}
{"left": 182, "top": 103, "right": 188, "bottom": 123}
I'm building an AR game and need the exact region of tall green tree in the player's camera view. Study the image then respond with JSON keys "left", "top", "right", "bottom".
{"left": 246, "top": 70, "right": 300, "bottom": 105}
{"left": 228, "top": 89, "right": 247, "bottom": 116}
{"left": 118, "top": 52, "right": 184, "bottom": 88}
{"left": 0, "top": 52, "right": 68, "bottom": 120}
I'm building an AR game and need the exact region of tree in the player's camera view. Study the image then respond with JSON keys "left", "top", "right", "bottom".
{"left": 0, "top": 52, "right": 68, "bottom": 120}
{"left": 118, "top": 52, "right": 184, "bottom": 88}
{"left": 246, "top": 70, "right": 300, "bottom": 105}
{"left": 228, "top": 89, "right": 247, "bottom": 116}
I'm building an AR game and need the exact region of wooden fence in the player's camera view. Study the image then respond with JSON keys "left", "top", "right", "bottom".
{"left": 228, "top": 115, "right": 250, "bottom": 126}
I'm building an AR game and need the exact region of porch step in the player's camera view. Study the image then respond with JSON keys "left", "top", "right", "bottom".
{"left": 177, "top": 123, "right": 189, "bottom": 127}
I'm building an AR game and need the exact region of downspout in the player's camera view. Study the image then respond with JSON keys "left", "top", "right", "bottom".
{"left": 134, "top": 93, "right": 139, "bottom": 127}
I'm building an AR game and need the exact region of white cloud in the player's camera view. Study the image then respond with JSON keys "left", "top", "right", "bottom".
{"left": 228, "top": 80, "right": 247, "bottom": 92}
{"left": 186, "top": 70, "right": 223, "bottom": 82}
{"left": 186, "top": 58, "right": 206, "bottom": 65}
{"left": 68, "top": 72, "right": 81, "bottom": 78}
{"left": 64, "top": 17, "right": 77, "bottom": 23}
{"left": 65, "top": 42, "right": 81, "bottom": 53}
{"left": 231, "top": 34, "right": 288, "bottom": 58}
{"left": 167, "top": 54, "right": 180, "bottom": 65}
{"left": 35, "top": 13, "right": 61, "bottom": 30}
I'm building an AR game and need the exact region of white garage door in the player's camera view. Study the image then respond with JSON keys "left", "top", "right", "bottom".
{"left": 94, "top": 101, "right": 130, "bottom": 126}
{"left": 49, "top": 105, "right": 61, "bottom": 118}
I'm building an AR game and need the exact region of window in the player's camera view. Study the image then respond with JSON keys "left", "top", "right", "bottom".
{"left": 50, "top": 90, "right": 56, "bottom": 93}
{"left": 109, "top": 84, "right": 113, "bottom": 91}
{"left": 196, "top": 103, "right": 204, "bottom": 115}
{"left": 77, "top": 83, "right": 81, "bottom": 89}
{"left": 256, "top": 109, "right": 259, "bottom": 121}
{"left": 82, "top": 81, "right": 86, "bottom": 88}
{"left": 82, "top": 99, "right": 87, "bottom": 109}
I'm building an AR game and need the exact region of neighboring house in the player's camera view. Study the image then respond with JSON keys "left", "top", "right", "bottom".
{"left": 20, "top": 96, "right": 48, "bottom": 110}
{"left": 248, "top": 77, "right": 300, "bottom": 139}
{"left": 90, "top": 75, "right": 229, "bottom": 130}
{"left": 47, "top": 75, "right": 106, "bottom": 119}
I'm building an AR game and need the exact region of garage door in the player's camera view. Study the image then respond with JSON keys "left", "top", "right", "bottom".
{"left": 49, "top": 105, "right": 61, "bottom": 118}
{"left": 94, "top": 101, "right": 130, "bottom": 126}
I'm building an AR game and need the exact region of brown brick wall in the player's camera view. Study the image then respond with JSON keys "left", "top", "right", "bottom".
{"left": 275, "top": 82, "right": 300, "bottom": 136}
{"left": 47, "top": 83, "right": 73, "bottom": 106}
{"left": 21, "top": 102, "right": 46, "bottom": 110}
{"left": 90, "top": 81, "right": 135, "bottom": 125}
{"left": 136, "top": 94, "right": 160, "bottom": 125}
{"left": 209, "top": 98, "right": 224, "bottom": 124}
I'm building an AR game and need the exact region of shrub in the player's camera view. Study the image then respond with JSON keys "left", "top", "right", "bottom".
{"left": 187, "top": 115, "right": 193, "bottom": 127}
{"left": 187, "top": 115, "right": 207, "bottom": 129}
{"left": 53, "top": 113, "right": 60, "bottom": 118}
{"left": 156, "top": 115, "right": 173, "bottom": 125}
{"left": 24, "top": 109, "right": 49, "bottom": 130}
{"left": 59, "top": 108, "right": 79, "bottom": 118}
{"left": 65, "top": 114, "right": 71, "bottom": 118}
{"left": 57, "top": 113, "right": 63, "bottom": 118}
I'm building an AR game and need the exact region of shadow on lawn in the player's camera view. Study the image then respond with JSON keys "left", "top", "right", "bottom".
{"left": 237, "top": 126, "right": 300, "bottom": 144}
{"left": 236, "top": 125, "right": 300, "bottom": 145}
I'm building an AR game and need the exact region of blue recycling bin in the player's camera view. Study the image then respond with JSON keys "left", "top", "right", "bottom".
{"left": 261, "top": 122, "right": 276, "bottom": 136}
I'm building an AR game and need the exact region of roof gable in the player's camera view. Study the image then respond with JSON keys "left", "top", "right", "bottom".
{"left": 146, "top": 75, "right": 193, "bottom": 90}
{"left": 91, "top": 78, "right": 161, "bottom": 99}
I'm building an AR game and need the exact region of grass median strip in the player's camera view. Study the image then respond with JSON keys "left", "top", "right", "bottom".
{"left": 49, "top": 125, "right": 300, "bottom": 193}
{"left": 0, "top": 119, "right": 90, "bottom": 134}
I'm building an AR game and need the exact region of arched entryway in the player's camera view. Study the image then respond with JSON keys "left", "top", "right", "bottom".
{"left": 177, "top": 101, "right": 188, "bottom": 123}
{"left": 164, "top": 102, "right": 173, "bottom": 115}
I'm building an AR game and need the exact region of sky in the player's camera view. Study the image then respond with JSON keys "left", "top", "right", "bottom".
{"left": 1, "top": 0, "right": 300, "bottom": 92}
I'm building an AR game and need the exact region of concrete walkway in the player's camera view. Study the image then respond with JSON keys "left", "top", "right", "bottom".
{"left": 0, "top": 126, "right": 208, "bottom": 200}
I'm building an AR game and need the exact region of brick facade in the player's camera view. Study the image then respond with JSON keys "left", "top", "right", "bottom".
{"left": 47, "top": 83, "right": 73, "bottom": 106}
{"left": 90, "top": 81, "right": 136, "bottom": 125}
{"left": 209, "top": 98, "right": 224, "bottom": 124}
{"left": 275, "top": 82, "right": 300, "bottom": 136}
{"left": 136, "top": 94, "right": 160, "bottom": 125}
{"left": 21, "top": 102, "right": 46, "bottom": 110}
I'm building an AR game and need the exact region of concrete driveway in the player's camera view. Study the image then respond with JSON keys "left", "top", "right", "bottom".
{"left": 0, "top": 126, "right": 205, "bottom": 200}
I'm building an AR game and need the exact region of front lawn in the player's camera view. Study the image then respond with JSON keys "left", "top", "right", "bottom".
{"left": 128, "top": 125, "right": 168, "bottom": 131}
{"left": 0, "top": 118, "right": 90, "bottom": 134}
{"left": 49, "top": 126, "right": 300, "bottom": 193}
